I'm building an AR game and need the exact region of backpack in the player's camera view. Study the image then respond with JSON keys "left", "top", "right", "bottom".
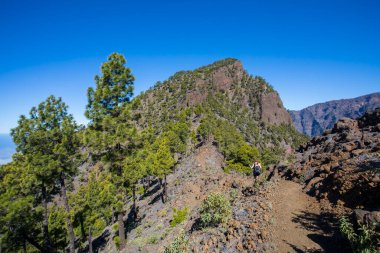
{"left": 254, "top": 164, "right": 261, "bottom": 174}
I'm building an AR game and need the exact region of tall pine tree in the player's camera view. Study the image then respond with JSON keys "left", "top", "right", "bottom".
{"left": 11, "top": 96, "right": 80, "bottom": 253}
{"left": 84, "top": 52, "right": 135, "bottom": 250}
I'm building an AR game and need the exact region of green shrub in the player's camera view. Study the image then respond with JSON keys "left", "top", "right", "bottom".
{"left": 113, "top": 236, "right": 120, "bottom": 249}
{"left": 138, "top": 185, "right": 145, "bottom": 195}
{"left": 147, "top": 235, "right": 158, "bottom": 244}
{"left": 112, "top": 223, "right": 118, "bottom": 231}
{"left": 223, "top": 166, "right": 231, "bottom": 173}
{"left": 156, "top": 224, "right": 164, "bottom": 231}
{"left": 200, "top": 193, "right": 232, "bottom": 227}
{"left": 225, "top": 160, "right": 250, "bottom": 174}
{"left": 170, "top": 207, "right": 189, "bottom": 227}
{"left": 229, "top": 189, "right": 238, "bottom": 204}
{"left": 339, "top": 216, "right": 379, "bottom": 253}
{"left": 164, "top": 233, "right": 189, "bottom": 253}
{"left": 161, "top": 227, "right": 172, "bottom": 240}
{"left": 135, "top": 226, "right": 143, "bottom": 237}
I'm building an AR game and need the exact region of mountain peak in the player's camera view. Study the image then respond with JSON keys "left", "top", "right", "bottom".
{"left": 194, "top": 58, "right": 242, "bottom": 73}
{"left": 133, "top": 58, "right": 303, "bottom": 154}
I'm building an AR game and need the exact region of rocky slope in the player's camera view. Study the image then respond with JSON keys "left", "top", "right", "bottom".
{"left": 283, "top": 108, "right": 380, "bottom": 214}
{"left": 290, "top": 92, "right": 380, "bottom": 137}
{"left": 83, "top": 142, "right": 278, "bottom": 253}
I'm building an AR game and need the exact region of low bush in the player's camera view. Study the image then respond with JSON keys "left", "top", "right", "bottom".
{"left": 147, "top": 235, "right": 158, "bottom": 244}
{"left": 164, "top": 233, "right": 189, "bottom": 253}
{"left": 200, "top": 193, "right": 232, "bottom": 227}
{"left": 339, "top": 216, "right": 379, "bottom": 253}
{"left": 229, "top": 189, "right": 238, "bottom": 204}
{"left": 170, "top": 207, "right": 189, "bottom": 227}
{"left": 113, "top": 236, "right": 120, "bottom": 249}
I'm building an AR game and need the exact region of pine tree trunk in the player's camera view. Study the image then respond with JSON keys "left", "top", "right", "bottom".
{"left": 41, "top": 185, "right": 55, "bottom": 253}
{"left": 88, "top": 227, "right": 93, "bottom": 253}
{"left": 79, "top": 214, "right": 86, "bottom": 241}
{"left": 143, "top": 178, "right": 147, "bottom": 195}
{"left": 159, "top": 178, "right": 165, "bottom": 203}
{"left": 59, "top": 173, "right": 76, "bottom": 253}
{"left": 118, "top": 212, "right": 126, "bottom": 250}
{"left": 158, "top": 178, "right": 162, "bottom": 189}
{"left": 164, "top": 174, "right": 167, "bottom": 202}
{"left": 132, "top": 185, "right": 137, "bottom": 220}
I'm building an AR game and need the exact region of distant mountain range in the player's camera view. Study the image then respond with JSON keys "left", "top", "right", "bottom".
{"left": 0, "top": 134, "right": 15, "bottom": 164}
{"left": 289, "top": 92, "right": 380, "bottom": 136}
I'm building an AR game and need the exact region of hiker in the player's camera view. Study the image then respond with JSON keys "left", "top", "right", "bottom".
{"left": 250, "top": 161, "right": 262, "bottom": 182}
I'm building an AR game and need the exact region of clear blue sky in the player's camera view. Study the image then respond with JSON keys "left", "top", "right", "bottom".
{"left": 0, "top": 0, "right": 379, "bottom": 134}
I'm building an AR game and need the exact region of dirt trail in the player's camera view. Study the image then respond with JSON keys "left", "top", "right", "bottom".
{"left": 271, "top": 179, "right": 343, "bottom": 253}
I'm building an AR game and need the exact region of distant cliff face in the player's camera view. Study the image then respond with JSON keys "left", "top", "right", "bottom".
{"left": 290, "top": 93, "right": 380, "bottom": 136}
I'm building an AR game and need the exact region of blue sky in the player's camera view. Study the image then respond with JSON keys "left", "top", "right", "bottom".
{"left": 0, "top": 0, "right": 379, "bottom": 134}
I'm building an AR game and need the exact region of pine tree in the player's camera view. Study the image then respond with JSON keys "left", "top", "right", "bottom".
{"left": 151, "top": 137, "right": 176, "bottom": 203}
{"left": 10, "top": 96, "right": 80, "bottom": 253}
{"left": 84, "top": 52, "right": 135, "bottom": 250}
{"left": 70, "top": 166, "right": 116, "bottom": 247}
{"left": 0, "top": 161, "right": 45, "bottom": 252}
{"left": 123, "top": 151, "right": 144, "bottom": 220}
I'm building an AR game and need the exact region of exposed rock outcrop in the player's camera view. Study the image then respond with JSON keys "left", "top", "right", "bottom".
{"left": 284, "top": 108, "right": 380, "bottom": 211}
{"left": 261, "top": 92, "right": 292, "bottom": 125}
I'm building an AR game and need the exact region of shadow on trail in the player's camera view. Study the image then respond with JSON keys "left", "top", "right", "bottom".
{"left": 286, "top": 241, "right": 323, "bottom": 253}
{"left": 290, "top": 211, "right": 351, "bottom": 253}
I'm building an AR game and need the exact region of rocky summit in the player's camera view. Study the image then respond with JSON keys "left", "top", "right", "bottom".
{"left": 290, "top": 92, "right": 380, "bottom": 137}
{"left": 132, "top": 58, "right": 304, "bottom": 151}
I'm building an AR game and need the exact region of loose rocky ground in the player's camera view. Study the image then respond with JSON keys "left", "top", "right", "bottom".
{"left": 84, "top": 144, "right": 354, "bottom": 253}
{"left": 270, "top": 179, "right": 350, "bottom": 253}
{"left": 85, "top": 142, "right": 277, "bottom": 253}
{"left": 272, "top": 180, "right": 323, "bottom": 252}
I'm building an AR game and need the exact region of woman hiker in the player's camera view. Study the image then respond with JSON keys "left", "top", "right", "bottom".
{"left": 250, "top": 160, "right": 262, "bottom": 182}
